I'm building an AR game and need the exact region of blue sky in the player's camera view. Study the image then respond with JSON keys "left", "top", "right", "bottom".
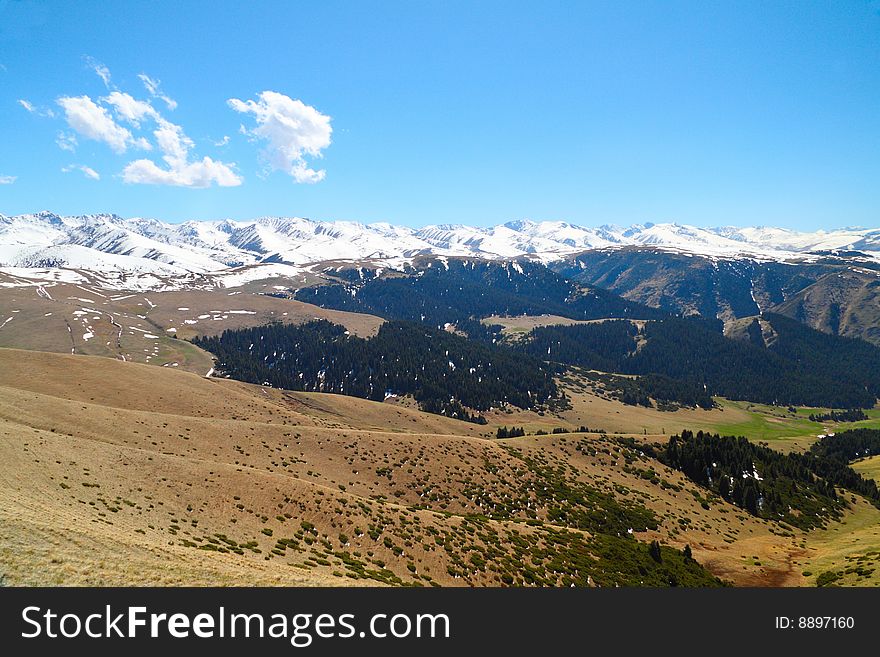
{"left": 1, "top": 1, "right": 878, "bottom": 229}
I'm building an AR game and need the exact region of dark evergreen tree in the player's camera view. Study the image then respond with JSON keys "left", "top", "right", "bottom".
{"left": 649, "top": 540, "right": 663, "bottom": 563}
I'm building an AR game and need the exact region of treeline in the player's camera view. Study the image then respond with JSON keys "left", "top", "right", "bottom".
{"left": 625, "top": 373, "right": 714, "bottom": 410}
{"left": 808, "top": 409, "right": 869, "bottom": 423}
{"left": 563, "top": 370, "right": 714, "bottom": 411}
{"left": 521, "top": 323, "right": 715, "bottom": 408}
{"left": 521, "top": 315, "right": 880, "bottom": 408}
{"left": 496, "top": 425, "right": 608, "bottom": 438}
{"left": 295, "top": 259, "right": 664, "bottom": 340}
{"left": 810, "top": 429, "right": 880, "bottom": 464}
{"left": 656, "top": 430, "right": 880, "bottom": 530}
{"left": 193, "top": 320, "right": 561, "bottom": 422}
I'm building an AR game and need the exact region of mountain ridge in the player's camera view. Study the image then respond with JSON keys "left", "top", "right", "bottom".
{"left": 3, "top": 211, "right": 880, "bottom": 281}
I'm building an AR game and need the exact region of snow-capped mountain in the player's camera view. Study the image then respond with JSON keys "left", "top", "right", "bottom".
{"left": 2, "top": 211, "right": 879, "bottom": 282}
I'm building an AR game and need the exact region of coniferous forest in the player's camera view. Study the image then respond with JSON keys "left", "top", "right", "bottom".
{"left": 197, "top": 263, "right": 880, "bottom": 419}
{"left": 291, "top": 264, "right": 880, "bottom": 409}
{"left": 520, "top": 315, "right": 880, "bottom": 408}
{"left": 808, "top": 409, "right": 868, "bottom": 423}
{"left": 193, "top": 320, "right": 562, "bottom": 422}
{"left": 810, "top": 429, "right": 880, "bottom": 464}
{"left": 655, "top": 430, "right": 880, "bottom": 530}
{"left": 295, "top": 259, "right": 664, "bottom": 340}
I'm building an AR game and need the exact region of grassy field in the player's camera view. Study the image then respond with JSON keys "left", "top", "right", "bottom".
{"left": 852, "top": 455, "right": 880, "bottom": 483}
{"left": 482, "top": 314, "right": 645, "bottom": 338}
{"left": 799, "top": 497, "right": 880, "bottom": 587}
{"left": 706, "top": 402, "right": 880, "bottom": 587}
{"left": 705, "top": 401, "right": 880, "bottom": 452}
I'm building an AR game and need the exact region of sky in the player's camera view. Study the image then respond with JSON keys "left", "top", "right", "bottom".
{"left": 0, "top": 0, "right": 878, "bottom": 230}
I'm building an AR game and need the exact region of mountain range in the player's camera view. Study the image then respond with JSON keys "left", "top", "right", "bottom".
{"left": 3, "top": 211, "right": 880, "bottom": 279}
{"left": 4, "top": 211, "right": 879, "bottom": 346}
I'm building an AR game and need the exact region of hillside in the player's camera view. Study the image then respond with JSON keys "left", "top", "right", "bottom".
{"left": 4, "top": 215, "right": 880, "bottom": 589}
{"left": 554, "top": 248, "right": 831, "bottom": 321}
{"left": 516, "top": 315, "right": 880, "bottom": 408}
{"left": 1, "top": 347, "right": 820, "bottom": 587}
{"left": 5, "top": 212, "right": 880, "bottom": 352}
{"left": 555, "top": 248, "right": 880, "bottom": 347}
{"left": 294, "top": 258, "right": 664, "bottom": 339}
{"left": 0, "top": 271, "right": 382, "bottom": 374}
{"left": 773, "top": 268, "right": 880, "bottom": 346}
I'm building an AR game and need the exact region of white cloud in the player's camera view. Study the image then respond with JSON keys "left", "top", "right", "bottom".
{"left": 18, "top": 98, "right": 55, "bottom": 118}
{"left": 131, "top": 136, "right": 153, "bottom": 150}
{"left": 101, "top": 91, "right": 159, "bottom": 128}
{"left": 228, "top": 91, "right": 332, "bottom": 183}
{"left": 57, "top": 95, "right": 134, "bottom": 153}
{"left": 56, "top": 131, "right": 78, "bottom": 152}
{"left": 122, "top": 117, "right": 241, "bottom": 188}
{"left": 122, "top": 157, "right": 241, "bottom": 188}
{"left": 0, "top": 175, "right": 16, "bottom": 184}
{"left": 154, "top": 119, "right": 191, "bottom": 163}
{"left": 85, "top": 56, "right": 112, "bottom": 88}
{"left": 214, "top": 135, "right": 230, "bottom": 147}
{"left": 61, "top": 164, "right": 100, "bottom": 180}
{"left": 44, "top": 64, "right": 235, "bottom": 188}
{"left": 138, "top": 73, "right": 177, "bottom": 110}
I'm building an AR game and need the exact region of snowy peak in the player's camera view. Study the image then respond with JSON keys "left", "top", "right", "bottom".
{"left": 1, "top": 212, "right": 879, "bottom": 281}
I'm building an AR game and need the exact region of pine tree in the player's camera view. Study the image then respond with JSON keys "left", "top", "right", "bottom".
{"left": 744, "top": 482, "right": 759, "bottom": 514}
{"left": 718, "top": 475, "right": 730, "bottom": 500}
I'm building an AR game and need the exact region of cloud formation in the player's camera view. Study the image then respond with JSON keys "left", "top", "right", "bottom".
{"left": 228, "top": 91, "right": 332, "bottom": 183}
{"left": 56, "top": 95, "right": 137, "bottom": 153}
{"left": 62, "top": 164, "right": 100, "bottom": 180}
{"left": 29, "top": 62, "right": 330, "bottom": 190}
{"left": 102, "top": 91, "right": 159, "bottom": 128}
{"left": 56, "top": 131, "right": 78, "bottom": 152}
{"left": 18, "top": 98, "right": 55, "bottom": 118}
{"left": 85, "top": 56, "right": 112, "bottom": 88}
{"left": 138, "top": 74, "right": 177, "bottom": 110}
{"left": 123, "top": 118, "right": 241, "bottom": 187}
{"left": 47, "top": 60, "right": 240, "bottom": 188}
{"left": 0, "top": 175, "right": 16, "bottom": 185}
{"left": 83, "top": 55, "right": 113, "bottom": 89}
{"left": 122, "top": 156, "right": 241, "bottom": 188}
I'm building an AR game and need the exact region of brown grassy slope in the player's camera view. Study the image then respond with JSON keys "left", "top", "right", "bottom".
{"left": 772, "top": 268, "right": 880, "bottom": 346}
{"left": 0, "top": 276, "right": 382, "bottom": 375}
{"left": 0, "top": 348, "right": 805, "bottom": 587}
